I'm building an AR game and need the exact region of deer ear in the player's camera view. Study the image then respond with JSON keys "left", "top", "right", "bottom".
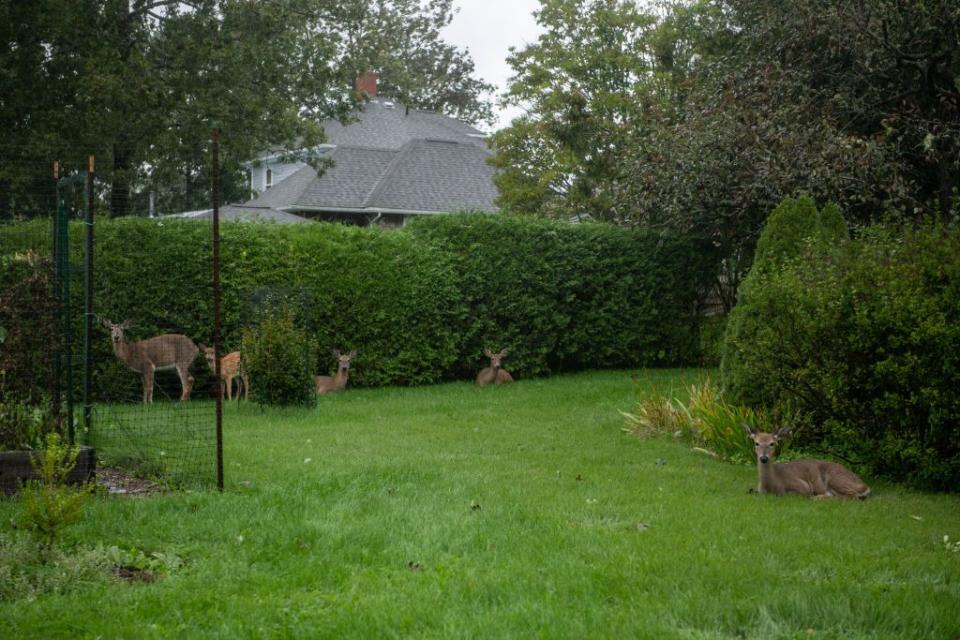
{"left": 348, "top": 350, "right": 357, "bottom": 358}
{"left": 483, "top": 348, "right": 493, "bottom": 358}
{"left": 774, "top": 427, "right": 792, "bottom": 439}
{"left": 742, "top": 422, "right": 757, "bottom": 437}
{"left": 332, "top": 349, "right": 341, "bottom": 358}
{"left": 120, "top": 320, "right": 132, "bottom": 329}
{"left": 100, "top": 318, "right": 111, "bottom": 328}
{"left": 499, "top": 348, "right": 509, "bottom": 357}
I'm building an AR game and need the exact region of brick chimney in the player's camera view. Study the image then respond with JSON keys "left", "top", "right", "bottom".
{"left": 354, "top": 70, "right": 379, "bottom": 99}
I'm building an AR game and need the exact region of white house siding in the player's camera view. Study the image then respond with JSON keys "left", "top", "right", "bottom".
{"left": 250, "top": 160, "right": 309, "bottom": 195}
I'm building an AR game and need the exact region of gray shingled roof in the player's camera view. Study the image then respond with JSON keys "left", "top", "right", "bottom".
{"left": 244, "top": 100, "right": 498, "bottom": 215}
{"left": 320, "top": 100, "right": 489, "bottom": 150}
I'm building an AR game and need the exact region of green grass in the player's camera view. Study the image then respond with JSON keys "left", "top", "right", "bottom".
{"left": 1, "top": 369, "right": 958, "bottom": 639}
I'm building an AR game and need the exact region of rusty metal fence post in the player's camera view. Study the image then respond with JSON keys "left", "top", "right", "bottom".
{"left": 212, "top": 128, "right": 224, "bottom": 492}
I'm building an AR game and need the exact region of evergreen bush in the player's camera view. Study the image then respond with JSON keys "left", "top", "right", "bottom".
{"left": 241, "top": 306, "right": 316, "bottom": 407}
{"left": 721, "top": 210, "right": 960, "bottom": 490}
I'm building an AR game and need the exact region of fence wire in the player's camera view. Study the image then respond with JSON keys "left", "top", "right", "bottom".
{"left": 0, "top": 152, "right": 221, "bottom": 489}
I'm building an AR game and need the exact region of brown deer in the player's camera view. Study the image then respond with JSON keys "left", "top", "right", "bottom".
{"left": 199, "top": 345, "right": 248, "bottom": 401}
{"left": 102, "top": 319, "right": 198, "bottom": 403}
{"left": 315, "top": 349, "right": 356, "bottom": 394}
{"left": 476, "top": 348, "right": 514, "bottom": 386}
{"left": 743, "top": 424, "right": 871, "bottom": 499}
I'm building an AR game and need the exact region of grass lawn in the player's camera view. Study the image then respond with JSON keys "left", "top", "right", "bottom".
{"left": 1, "top": 369, "right": 958, "bottom": 639}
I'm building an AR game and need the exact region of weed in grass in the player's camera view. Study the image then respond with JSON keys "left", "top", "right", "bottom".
{"left": 0, "top": 534, "right": 184, "bottom": 600}
{"left": 945, "top": 535, "right": 960, "bottom": 553}
{"left": 0, "top": 533, "right": 111, "bottom": 601}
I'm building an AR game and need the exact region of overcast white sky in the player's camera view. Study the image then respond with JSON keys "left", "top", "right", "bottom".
{"left": 441, "top": 0, "right": 545, "bottom": 132}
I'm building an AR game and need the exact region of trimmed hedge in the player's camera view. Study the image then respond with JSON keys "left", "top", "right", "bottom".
{"left": 721, "top": 213, "right": 960, "bottom": 491}
{"left": 1, "top": 214, "right": 718, "bottom": 392}
{"left": 408, "top": 215, "right": 717, "bottom": 377}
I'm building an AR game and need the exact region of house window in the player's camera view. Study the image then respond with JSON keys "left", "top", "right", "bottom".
{"left": 265, "top": 168, "right": 273, "bottom": 190}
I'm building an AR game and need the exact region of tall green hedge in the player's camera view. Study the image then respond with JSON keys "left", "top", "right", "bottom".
{"left": 1, "top": 214, "right": 717, "bottom": 391}
{"left": 721, "top": 213, "right": 960, "bottom": 491}
{"left": 408, "top": 215, "right": 717, "bottom": 377}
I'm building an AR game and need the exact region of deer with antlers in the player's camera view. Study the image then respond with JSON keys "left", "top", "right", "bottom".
{"left": 102, "top": 319, "right": 198, "bottom": 403}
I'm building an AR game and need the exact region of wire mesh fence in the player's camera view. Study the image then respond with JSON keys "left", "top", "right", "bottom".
{"left": 0, "top": 218, "right": 59, "bottom": 453}
{"left": 0, "top": 147, "right": 223, "bottom": 490}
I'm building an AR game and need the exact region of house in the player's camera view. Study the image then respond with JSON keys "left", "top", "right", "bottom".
{"left": 239, "top": 72, "right": 498, "bottom": 227}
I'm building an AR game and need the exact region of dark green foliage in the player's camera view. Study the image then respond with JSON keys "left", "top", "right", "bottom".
{"left": 750, "top": 195, "right": 848, "bottom": 276}
{"left": 0, "top": 252, "right": 57, "bottom": 402}
{"left": 2, "top": 215, "right": 716, "bottom": 392}
{"left": 722, "top": 196, "right": 848, "bottom": 404}
{"left": 409, "top": 214, "right": 718, "bottom": 377}
{"left": 241, "top": 306, "right": 316, "bottom": 407}
{"left": 722, "top": 219, "right": 960, "bottom": 490}
{"left": 697, "top": 315, "right": 727, "bottom": 368}
{"left": 220, "top": 222, "right": 464, "bottom": 387}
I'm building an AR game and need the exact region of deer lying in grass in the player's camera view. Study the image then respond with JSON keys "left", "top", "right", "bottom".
{"left": 199, "top": 345, "right": 248, "bottom": 401}
{"left": 315, "top": 349, "right": 356, "bottom": 394}
{"left": 476, "top": 348, "right": 514, "bottom": 386}
{"left": 743, "top": 424, "right": 871, "bottom": 499}
{"left": 102, "top": 319, "right": 198, "bottom": 403}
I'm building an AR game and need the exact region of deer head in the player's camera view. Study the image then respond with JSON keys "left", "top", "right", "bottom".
{"left": 101, "top": 318, "right": 132, "bottom": 346}
{"left": 743, "top": 423, "right": 791, "bottom": 464}
{"left": 199, "top": 344, "right": 217, "bottom": 371}
{"left": 332, "top": 349, "right": 357, "bottom": 372}
{"left": 483, "top": 348, "right": 509, "bottom": 368}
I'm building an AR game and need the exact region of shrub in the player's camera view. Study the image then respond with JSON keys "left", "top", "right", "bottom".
{"left": 722, "top": 195, "right": 849, "bottom": 406}
{"left": 0, "top": 375, "right": 54, "bottom": 450}
{"left": 721, "top": 218, "right": 960, "bottom": 490}
{"left": 623, "top": 379, "right": 766, "bottom": 464}
{"left": 241, "top": 306, "right": 316, "bottom": 407}
{"left": 17, "top": 433, "right": 96, "bottom": 555}
{"left": 0, "top": 251, "right": 58, "bottom": 406}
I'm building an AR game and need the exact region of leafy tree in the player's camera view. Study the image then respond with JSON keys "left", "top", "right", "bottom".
{"left": 331, "top": 0, "right": 496, "bottom": 126}
{"left": 0, "top": 0, "right": 494, "bottom": 218}
{"left": 494, "top": 0, "right": 959, "bottom": 309}
{"left": 490, "top": 0, "right": 656, "bottom": 220}
{"left": 490, "top": 0, "right": 732, "bottom": 220}
{"left": 617, "top": 0, "right": 960, "bottom": 305}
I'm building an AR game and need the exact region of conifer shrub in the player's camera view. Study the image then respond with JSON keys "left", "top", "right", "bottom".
{"left": 721, "top": 200, "right": 960, "bottom": 490}
{"left": 241, "top": 306, "right": 317, "bottom": 407}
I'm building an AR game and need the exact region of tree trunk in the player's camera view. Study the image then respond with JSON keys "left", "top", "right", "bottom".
{"left": 110, "top": 144, "right": 130, "bottom": 218}
{"left": 0, "top": 178, "right": 11, "bottom": 220}
{"left": 938, "top": 153, "right": 956, "bottom": 223}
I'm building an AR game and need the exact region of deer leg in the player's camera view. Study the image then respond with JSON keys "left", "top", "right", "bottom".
{"left": 143, "top": 367, "right": 155, "bottom": 404}
{"left": 178, "top": 366, "right": 194, "bottom": 401}
{"left": 225, "top": 374, "right": 233, "bottom": 401}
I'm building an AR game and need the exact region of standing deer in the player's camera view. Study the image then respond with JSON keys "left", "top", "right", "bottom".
{"left": 102, "top": 319, "right": 198, "bottom": 403}
{"left": 315, "top": 349, "right": 356, "bottom": 394}
{"left": 743, "top": 424, "right": 871, "bottom": 499}
{"left": 476, "top": 348, "right": 514, "bottom": 386}
{"left": 199, "top": 345, "right": 248, "bottom": 401}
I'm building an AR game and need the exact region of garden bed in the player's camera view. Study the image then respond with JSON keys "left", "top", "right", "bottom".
{"left": 0, "top": 446, "right": 96, "bottom": 495}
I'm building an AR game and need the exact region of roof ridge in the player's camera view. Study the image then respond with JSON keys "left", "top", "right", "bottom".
{"left": 361, "top": 141, "right": 420, "bottom": 208}
{"left": 248, "top": 164, "right": 316, "bottom": 208}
